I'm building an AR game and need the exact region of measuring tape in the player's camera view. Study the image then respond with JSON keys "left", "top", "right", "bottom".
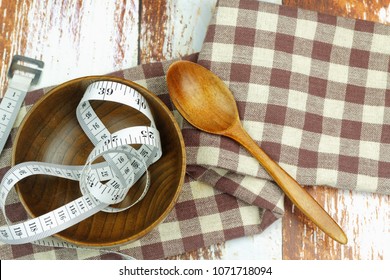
{"left": 0, "top": 55, "right": 44, "bottom": 154}
{"left": 0, "top": 56, "right": 162, "bottom": 247}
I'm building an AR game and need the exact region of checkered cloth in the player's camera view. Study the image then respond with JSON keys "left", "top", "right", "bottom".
{"left": 1, "top": 0, "right": 390, "bottom": 259}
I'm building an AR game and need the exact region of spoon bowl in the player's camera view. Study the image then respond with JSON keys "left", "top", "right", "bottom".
{"left": 167, "top": 60, "right": 347, "bottom": 245}
{"left": 167, "top": 64, "right": 239, "bottom": 134}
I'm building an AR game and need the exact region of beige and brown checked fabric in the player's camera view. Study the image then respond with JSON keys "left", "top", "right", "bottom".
{"left": 196, "top": 0, "right": 390, "bottom": 195}
{"left": 1, "top": 0, "right": 390, "bottom": 259}
{"left": 0, "top": 54, "right": 281, "bottom": 260}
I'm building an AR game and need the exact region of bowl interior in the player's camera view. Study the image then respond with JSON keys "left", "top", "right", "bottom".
{"left": 13, "top": 76, "right": 185, "bottom": 247}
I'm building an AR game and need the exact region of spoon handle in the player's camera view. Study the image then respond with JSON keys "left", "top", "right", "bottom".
{"left": 225, "top": 122, "right": 348, "bottom": 244}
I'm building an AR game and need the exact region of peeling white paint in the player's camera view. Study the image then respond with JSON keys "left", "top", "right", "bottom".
{"left": 24, "top": 0, "right": 139, "bottom": 90}
{"left": 1, "top": 0, "right": 387, "bottom": 260}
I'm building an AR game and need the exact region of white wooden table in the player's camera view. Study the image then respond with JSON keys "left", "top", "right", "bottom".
{"left": 0, "top": 0, "right": 388, "bottom": 260}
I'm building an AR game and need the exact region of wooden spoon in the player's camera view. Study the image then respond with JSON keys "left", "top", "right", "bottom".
{"left": 166, "top": 60, "right": 348, "bottom": 244}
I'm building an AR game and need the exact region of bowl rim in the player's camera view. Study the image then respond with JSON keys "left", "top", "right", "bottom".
{"left": 12, "top": 75, "right": 186, "bottom": 247}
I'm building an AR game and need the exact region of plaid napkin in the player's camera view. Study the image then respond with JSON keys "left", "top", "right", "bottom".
{"left": 1, "top": 0, "right": 390, "bottom": 259}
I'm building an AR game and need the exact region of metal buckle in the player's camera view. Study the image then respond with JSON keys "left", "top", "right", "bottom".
{"left": 7, "top": 55, "right": 45, "bottom": 85}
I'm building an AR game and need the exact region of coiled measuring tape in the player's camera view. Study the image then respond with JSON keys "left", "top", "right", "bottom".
{"left": 0, "top": 56, "right": 162, "bottom": 247}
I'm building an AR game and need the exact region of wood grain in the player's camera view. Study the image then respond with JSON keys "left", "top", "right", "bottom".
{"left": 167, "top": 60, "right": 347, "bottom": 245}
{"left": 283, "top": 186, "right": 389, "bottom": 259}
{"left": 1, "top": 0, "right": 139, "bottom": 91}
{"left": 1, "top": 0, "right": 388, "bottom": 260}
{"left": 140, "top": 0, "right": 217, "bottom": 63}
{"left": 0, "top": 0, "right": 30, "bottom": 96}
{"left": 283, "top": 0, "right": 390, "bottom": 24}
{"left": 282, "top": 0, "right": 390, "bottom": 260}
{"left": 14, "top": 76, "right": 186, "bottom": 247}
{"left": 140, "top": 0, "right": 226, "bottom": 260}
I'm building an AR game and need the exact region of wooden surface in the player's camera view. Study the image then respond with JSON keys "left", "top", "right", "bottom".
{"left": 0, "top": 0, "right": 389, "bottom": 259}
{"left": 284, "top": 0, "right": 390, "bottom": 23}
{"left": 282, "top": 0, "right": 390, "bottom": 260}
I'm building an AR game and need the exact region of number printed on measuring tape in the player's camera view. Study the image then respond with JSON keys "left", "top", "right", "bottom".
{"left": 0, "top": 79, "right": 162, "bottom": 246}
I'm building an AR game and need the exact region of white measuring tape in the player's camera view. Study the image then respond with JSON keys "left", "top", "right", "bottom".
{"left": 0, "top": 56, "right": 162, "bottom": 248}
{"left": 0, "top": 55, "right": 44, "bottom": 154}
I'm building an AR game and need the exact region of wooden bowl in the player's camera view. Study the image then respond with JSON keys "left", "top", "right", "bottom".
{"left": 12, "top": 76, "right": 186, "bottom": 247}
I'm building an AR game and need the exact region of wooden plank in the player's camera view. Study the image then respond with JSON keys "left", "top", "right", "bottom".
{"left": 0, "top": 0, "right": 31, "bottom": 96}
{"left": 0, "top": 0, "right": 138, "bottom": 257}
{"left": 282, "top": 0, "right": 390, "bottom": 260}
{"left": 283, "top": 187, "right": 389, "bottom": 259}
{"left": 1, "top": 0, "right": 139, "bottom": 91}
{"left": 283, "top": 0, "right": 390, "bottom": 24}
{"left": 139, "top": 0, "right": 216, "bottom": 63}
{"left": 140, "top": 0, "right": 225, "bottom": 259}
